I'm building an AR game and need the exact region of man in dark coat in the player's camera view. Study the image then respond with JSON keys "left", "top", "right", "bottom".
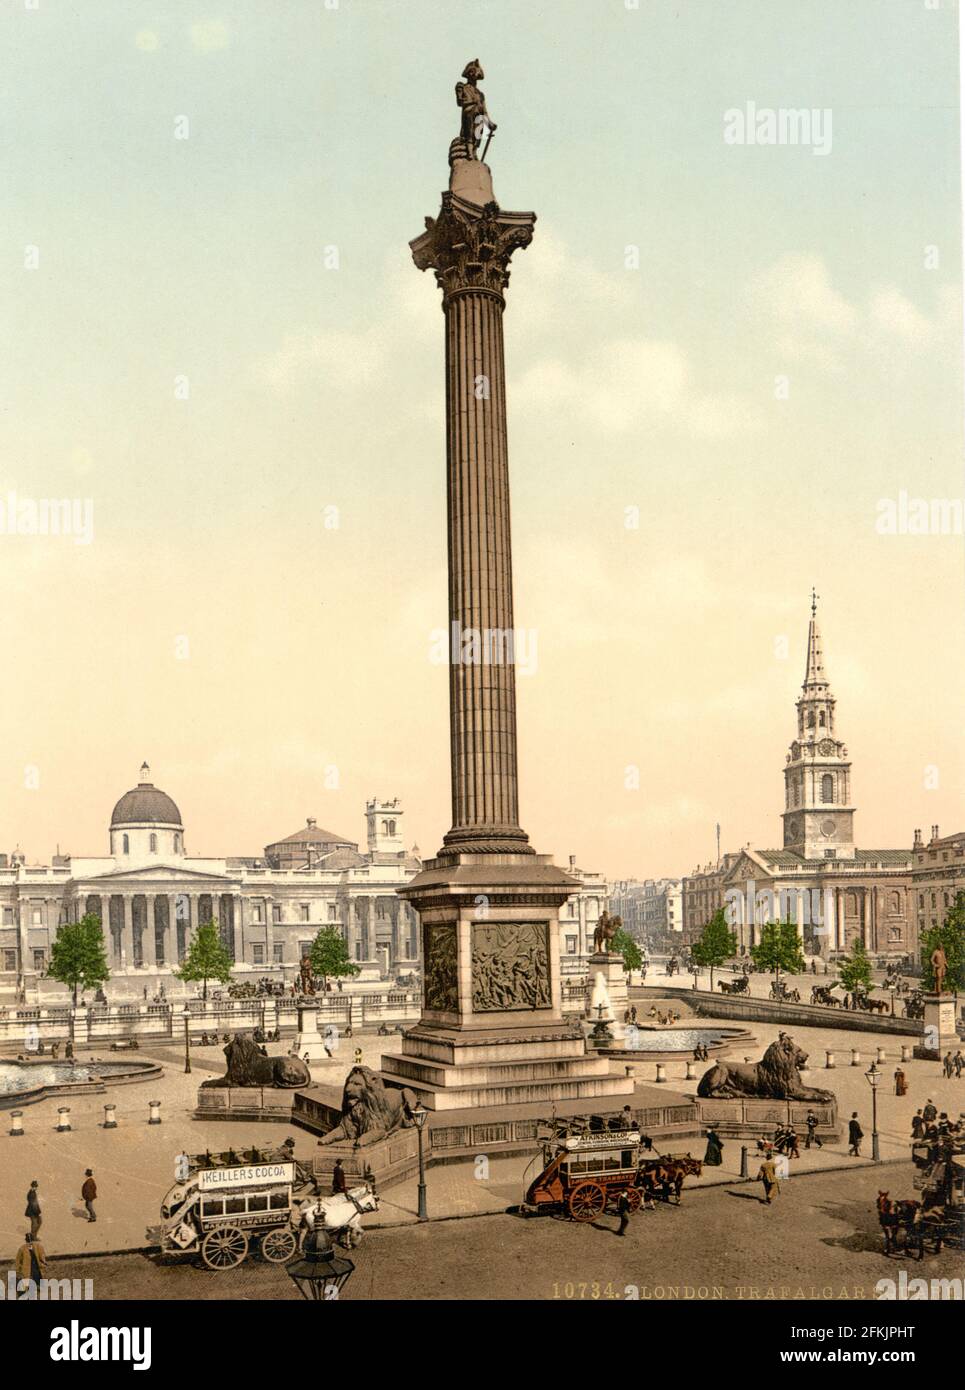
{"left": 331, "top": 1159, "right": 347, "bottom": 1195}
{"left": 81, "top": 1169, "right": 97, "bottom": 1221}
{"left": 848, "top": 1113, "right": 863, "bottom": 1157}
{"left": 923, "top": 1099, "right": 938, "bottom": 1124}
{"left": 25, "top": 1180, "right": 42, "bottom": 1238}
{"left": 805, "top": 1109, "right": 822, "bottom": 1149}
{"left": 616, "top": 1189, "right": 631, "bottom": 1237}
{"left": 703, "top": 1128, "right": 724, "bottom": 1166}
{"left": 911, "top": 1109, "right": 925, "bottom": 1140}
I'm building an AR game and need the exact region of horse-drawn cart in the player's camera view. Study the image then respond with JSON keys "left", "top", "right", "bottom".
{"left": 519, "top": 1119, "right": 701, "bottom": 1221}
{"left": 158, "top": 1146, "right": 315, "bottom": 1270}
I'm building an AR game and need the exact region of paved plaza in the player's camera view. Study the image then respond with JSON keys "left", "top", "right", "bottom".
{"left": 6, "top": 1164, "right": 959, "bottom": 1302}
{"left": 1, "top": 1010, "right": 961, "bottom": 1265}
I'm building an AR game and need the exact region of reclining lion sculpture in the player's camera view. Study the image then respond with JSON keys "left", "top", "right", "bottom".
{"left": 317, "top": 1065, "right": 418, "bottom": 1147}
{"left": 201, "top": 1033, "right": 311, "bottom": 1089}
{"left": 696, "top": 1034, "right": 833, "bottom": 1103}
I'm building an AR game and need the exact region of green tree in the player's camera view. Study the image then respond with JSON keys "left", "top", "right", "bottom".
{"left": 837, "top": 938, "right": 873, "bottom": 997}
{"left": 309, "top": 926, "right": 361, "bottom": 990}
{"left": 690, "top": 908, "right": 737, "bottom": 991}
{"left": 920, "top": 891, "right": 965, "bottom": 993}
{"left": 611, "top": 928, "right": 643, "bottom": 978}
{"left": 47, "top": 913, "right": 111, "bottom": 1006}
{"left": 750, "top": 919, "right": 805, "bottom": 992}
{"left": 174, "top": 920, "right": 233, "bottom": 1001}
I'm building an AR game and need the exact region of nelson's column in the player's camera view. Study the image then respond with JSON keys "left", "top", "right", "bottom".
{"left": 382, "top": 63, "right": 633, "bottom": 1113}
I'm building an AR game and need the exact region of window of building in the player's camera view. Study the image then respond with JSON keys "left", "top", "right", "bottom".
{"left": 300, "top": 905, "right": 310, "bottom": 922}
{"left": 272, "top": 906, "right": 281, "bottom": 923}
{"left": 821, "top": 774, "right": 834, "bottom": 803}
{"left": 328, "top": 905, "right": 338, "bottom": 922}
{"left": 824, "top": 849, "right": 836, "bottom": 859}
{"left": 31, "top": 907, "right": 43, "bottom": 925}
{"left": 566, "top": 937, "right": 577, "bottom": 953}
{"left": 253, "top": 903, "right": 264, "bottom": 923}
{"left": 149, "top": 833, "right": 157, "bottom": 853}
{"left": 272, "top": 943, "right": 283, "bottom": 963}
{"left": 122, "top": 834, "right": 129, "bottom": 854}
{"left": 174, "top": 833, "right": 180, "bottom": 852}
{"left": 3, "top": 949, "right": 16, "bottom": 972}
{"left": 252, "top": 944, "right": 265, "bottom": 966}
{"left": 33, "top": 949, "right": 45, "bottom": 971}
{"left": 1, "top": 908, "right": 12, "bottom": 925}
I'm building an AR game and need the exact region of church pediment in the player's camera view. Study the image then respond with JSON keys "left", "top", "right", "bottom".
{"left": 722, "top": 850, "right": 775, "bottom": 885}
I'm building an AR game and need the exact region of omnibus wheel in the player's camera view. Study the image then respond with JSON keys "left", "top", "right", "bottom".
{"left": 201, "top": 1227, "right": 249, "bottom": 1270}
{"left": 626, "top": 1189, "right": 642, "bottom": 1213}
{"left": 568, "top": 1183, "right": 605, "bottom": 1222}
{"left": 260, "top": 1228, "right": 297, "bottom": 1264}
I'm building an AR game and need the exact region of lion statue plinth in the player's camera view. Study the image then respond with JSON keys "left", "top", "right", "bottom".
{"left": 317, "top": 1065, "right": 418, "bottom": 1148}
{"left": 201, "top": 1033, "right": 311, "bottom": 1090}
{"left": 696, "top": 1034, "right": 833, "bottom": 1103}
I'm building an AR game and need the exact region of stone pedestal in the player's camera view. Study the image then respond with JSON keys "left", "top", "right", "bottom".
{"left": 586, "top": 952, "right": 630, "bottom": 1047}
{"left": 293, "top": 1003, "right": 328, "bottom": 1063}
{"left": 914, "top": 993, "right": 958, "bottom": 1061}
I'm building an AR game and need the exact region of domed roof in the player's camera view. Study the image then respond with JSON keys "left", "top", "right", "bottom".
{"left": 111, "top": 763, "right": 182, "bottom": 827}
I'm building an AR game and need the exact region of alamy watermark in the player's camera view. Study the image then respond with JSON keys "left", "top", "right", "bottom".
{"left": 429, "top": 622, "right": 538, "bottom": 676}
{"left": 724, "top": 103, "right": 832, "bottom": 156}
{"left": 0, "top": 490, "right": 94, "bottom": 545}
{"left": 876, "top": 491, "right": 964, "bottom": 536}
{"left": 724, "top": 880, "right": 832, "bottom": 934}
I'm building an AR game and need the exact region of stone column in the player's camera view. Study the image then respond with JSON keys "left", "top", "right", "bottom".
{"left": 863, "top": 887, "right": 872, "bottom": 951}
{"left": 264, "top": 898, "right": 274, "bottom": 968}
{"left": 122, "top": 894, "right": 134, "bottom": 970}
{"left": 166, "top": 894, "right": 176, "bottom": 966}
{"left": 143, "top": 897, "right": 157, "bottom": 970}
{"left": 232, "top": 894, "right": 243, "bottom": 964}
{"left": 411, "top": 193, "right": 537, "bottom": 859}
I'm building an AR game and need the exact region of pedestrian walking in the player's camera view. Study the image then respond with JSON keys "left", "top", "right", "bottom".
{"left": 703, "top": 1127, "right": 724, "bottom": 1167}
{"left": 805, "top": 1109, "right": 822, "bottom": 1149}
{"left": 331, "top": 1158, "right": 347, "bottom": 1195}
{"left": 757, "top": 1156, "right": 780, "bottom": 1204}
{"left": 894, "top": 1066, "right": 907, "bottom": 1097}
{"left": 15, "top": 1232, "right": 47, "bottom": 1289}
{"left": 616, "top": 1188, "right": 632, "bottom": 1236}
{"left": 911, "top": 1110, "right": 925, "bottom": 1140}
{"left": 923, "top": 1099, "right": 937, "bottom": 1124}
{"left": 81, "top": 1168, "right": 97, "bottom": 1222}
{"left": 943, "top": 1052, "right": 954, "bottom": 1079}
{"left": 954, "top": 1050, "right": 964, "bottom": 1078}
{"left": 24, "top": 1180, "right": 42, "bottom": 1238}
{"left": 848, "top": 1113, "right": 863, "bottom": 1157}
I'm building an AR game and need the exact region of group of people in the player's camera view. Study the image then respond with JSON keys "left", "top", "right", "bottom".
{"left": 942, "top": 1050, "right": 964, "bottom": 1079}
{"left": 13, "top": 1169, "right": 99, "bottom": 1294}
{"left": 647, "top": 1006, "right": 681, "bottom": 1025}
{"left": 911, "top": 1101, "right": 964, "bottom": 1145}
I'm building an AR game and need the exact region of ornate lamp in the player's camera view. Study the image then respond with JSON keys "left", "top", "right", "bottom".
{"left": 864, "top": 1060, "right": 881, "bottom": 1161}
{"left": 412, "top": 1100, "right": 429, "bottom": 1221}
{"left": 285, "top": 1228, "right": 354, "bottom": 1302}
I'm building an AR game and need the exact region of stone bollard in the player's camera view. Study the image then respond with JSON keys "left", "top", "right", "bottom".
{"left": 148, "top": 1099, "right": 162, "bottom": 1125}
{"left": 851, "top": 1049, "right": 860, "bottom": 1067}
{"left": 56, "top": 1106, "right": 72, "bottom": 1132}
{"left": 876, "top": 1047, "right": 887, "bottom": 1064}
{"left": 9, "top": 1110, "right": 24, "bottom": 1137}
{"left": 655, "top": 1063, "right": 667, "bottom": 1084}
{"left": 740, "top": 1145, "right": 749, "bottom": 1178}
{"left": 825, "top": 1050, "right": 835, "bottom": 1069}
{"left": 901, "top": 1044, "right": 912, "bottom": 1063}
{"left": 103, "top": 1104, "right": 117, "bottom": 1130}
{"left": 685, "top": 1060, "right": 696, "bottom": 1080}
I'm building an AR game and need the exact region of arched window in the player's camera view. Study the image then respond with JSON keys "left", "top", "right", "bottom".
{"left": 122, "top": 834, "right": 129, "bottom": 855}
{"left": 382, "top": 820, "right": 389, "bottom": 835}
{"left": 149, "top": 833, "right": 157, "bottom": 853}
{"left": 173, "top": 833, "right": 180, "bottom": 852}
{"left": 807, "top": 710, "right": 815, "bottom": 728}
{"left": 387, "top": 820, "right": 396, "bottom": 836}
{"left": 818, "top": 710, "right": 826, "bottom": 727}
{"left": 821, "top": 774, "right": 834, "bottom": 803}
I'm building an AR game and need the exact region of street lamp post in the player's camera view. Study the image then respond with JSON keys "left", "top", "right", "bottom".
{"left": 865, "top": 1060, "right": 881, "bottom": 1161}
{"left": 182, "top": 1005, "right": 191, "bottom": 1075}
{"left": 285, "top": 1228, "right": 354, "bottom": 1302}
{"left": 413, "top": 1100, "right": 429, "bottom": 1221}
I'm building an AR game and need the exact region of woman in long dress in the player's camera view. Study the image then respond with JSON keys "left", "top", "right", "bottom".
{"left": 704, "top": 1127, "right": 724, "bottom": 1166}
{"left": 894, "top": 1067, "right": 907, "bottom": 1097}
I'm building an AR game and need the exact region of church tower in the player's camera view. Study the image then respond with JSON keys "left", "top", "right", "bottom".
{"left": 782, "top": 593, "right": 856, "bottom": 861}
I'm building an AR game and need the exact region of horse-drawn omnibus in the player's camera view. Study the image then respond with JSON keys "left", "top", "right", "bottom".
{"left": 158, "top": 1145, "right": 315, "bottom": 1270}
{"left": 519, "top": 1119, "right": 702, "bottom": 1221}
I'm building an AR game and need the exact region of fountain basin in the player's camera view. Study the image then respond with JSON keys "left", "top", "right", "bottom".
{"left": 0, "top": 1058, "right": 162, "bottom": 1108}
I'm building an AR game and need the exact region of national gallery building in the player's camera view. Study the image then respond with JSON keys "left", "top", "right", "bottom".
{"left": 0, "top": 765, "right": 608, "bottom": 1003}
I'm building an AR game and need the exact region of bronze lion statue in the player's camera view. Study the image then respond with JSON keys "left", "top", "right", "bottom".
{"left": 317, "top": 1065, "right": 418, "bottom": 1147}
{"left": 696, "top": 1034, "right": 833, "bottom": 1102}
{"left": 201, "top": 1033, "right": 311, "bottom": 1090}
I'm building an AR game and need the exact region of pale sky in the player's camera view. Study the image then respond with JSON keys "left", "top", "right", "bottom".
{"left": 1, "top": 0, "right": 962, "bottom": 881}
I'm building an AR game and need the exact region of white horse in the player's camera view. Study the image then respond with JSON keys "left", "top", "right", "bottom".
{"left": 297, "top": 1185, "right": 380, "bottom": 1249}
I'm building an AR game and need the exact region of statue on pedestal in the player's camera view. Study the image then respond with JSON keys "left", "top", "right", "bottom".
{"left": 455, "top": 59, "right": 496, "bottom": 160}
{"left": 201, "top": 1033, "right": 310, "bottom": 1089}
{"left": 697, "top": 1034, "right": 833, "bottom": 1103}
{"left": 593, "top": 911, "right": 620, "bottom": 955}
{"left": 317, "top": 1065, "right": 418, "bottom": 1148}
{"left": 931, "top": 945, "right": 948, "bottom": 995}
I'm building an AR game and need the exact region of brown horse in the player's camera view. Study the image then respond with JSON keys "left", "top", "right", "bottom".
{"left": 876, "top": 1191, "right": 924, "bottom": 1259}
{"left": 641, "top": 1154, "right": 702, "bottom": 1205}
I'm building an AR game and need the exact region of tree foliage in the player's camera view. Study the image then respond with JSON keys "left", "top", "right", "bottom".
{"left": 750, "top": 919, "right": 805, "bottom": 981}
{"left": 47, "top": 914, "right": 111, "bottom": 1005}
{"left": 836, "top": 938, "right": 873, "bottom": 996}
{"left": 309, "top": 926, "right": 361, "bottom": 986}
{"left": 690, "top": 908, "right": 737, "bottom": 990}
{"left": 175, "top": 920, "right": 233, "bottom": 1001}
{"left": 611, "top": 928, "right": 642, "bottom": 975}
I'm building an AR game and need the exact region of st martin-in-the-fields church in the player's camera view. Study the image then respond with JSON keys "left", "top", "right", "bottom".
{"left": 718, "top": 598, "right": 914, "bottom": 959}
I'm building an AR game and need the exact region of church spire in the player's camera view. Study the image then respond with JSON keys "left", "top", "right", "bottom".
{"left": 803, "top": 588, "right": 828, "bottom": 691}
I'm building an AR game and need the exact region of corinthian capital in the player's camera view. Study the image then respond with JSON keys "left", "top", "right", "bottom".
{"left": 410, "top": 193, "right": 536, "bottom": 302}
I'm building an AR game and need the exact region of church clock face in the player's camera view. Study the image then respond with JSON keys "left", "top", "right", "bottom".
{"left": 821, "top": 818, "right": 836, "bottom": 838}
{"left": 786, "top": 816, "right": 802, "bottom": 841}
{"left": 818, "top": 739, "right": 834, "bottom": 756}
